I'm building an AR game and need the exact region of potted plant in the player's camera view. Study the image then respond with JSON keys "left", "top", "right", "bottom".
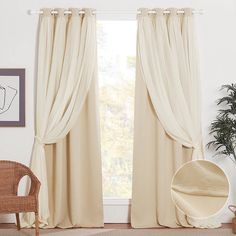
{"left": 207, "top": 84, "right": 236, "bottom": 233}
{"left": 207, "top": 84, "right": 236, "bottom": 162}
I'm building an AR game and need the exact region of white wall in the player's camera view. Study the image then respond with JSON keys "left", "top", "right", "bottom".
{"left": 0, "top": 0, "right": 236, "bottom": 224}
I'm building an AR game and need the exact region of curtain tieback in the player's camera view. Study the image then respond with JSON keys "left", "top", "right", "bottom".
{"left": 192, "top": 144, "right": 203, "bottom": 160}
{"left": 35, "top": 136, "right": 45, "bottom": 147}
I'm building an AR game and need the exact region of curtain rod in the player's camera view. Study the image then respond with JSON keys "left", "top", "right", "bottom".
{"left": 28, "top": 9, "right": 204, "bottom": 15}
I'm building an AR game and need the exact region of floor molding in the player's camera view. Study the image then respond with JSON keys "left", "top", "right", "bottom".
{"left": 0, "top": 223, "right": 232, "bottom": 229}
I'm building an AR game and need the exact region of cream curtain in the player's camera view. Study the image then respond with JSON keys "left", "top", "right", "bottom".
{"left": 131, "top": 72, "right": 221, "bottom": 228}
{"left": 131, "top": 61, "right": 193, "bottom": 228}
{"left": 132, "top": 8, "right": 206, "bottom": 228}
{"left": 22, "top": 8, "right": 100, "bottom": 227}
{"left": 136, "top": 8, "right": 202, "bottom": 159}
{"left": 171, "top": 160, "right": 229, "bottom": 219}
{"left": 44, "top": 76, "right": 103, "bottom": 228}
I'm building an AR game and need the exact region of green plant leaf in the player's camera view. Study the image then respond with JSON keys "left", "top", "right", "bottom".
{"left": 207, "top": 83, "right": 236, "bottom": 161}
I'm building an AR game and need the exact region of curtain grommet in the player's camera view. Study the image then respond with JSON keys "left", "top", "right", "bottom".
{"left": 41, "top": 8, "right": 52, "bottom": 17}
{"left": 183, "top": 8, "right": 193, "bottom": 16}
{"left": 154, "top": 8, "right": 164, "bottom": 16}
{"left": 69, "top": 8, "right": 80, "bottom": 16}
{"left": 83, "top": 8, "right": 94, "bottom": 16}
{"left": 167, "top": 8, "right": 178, "bottom": 16}
{"left": 138, "top": 8, "right": 149, "bottom": 17}
{"left": 54, "top": 8, "right": 66, "bottom": 17}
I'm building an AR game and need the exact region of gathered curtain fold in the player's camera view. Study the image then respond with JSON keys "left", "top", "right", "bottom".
{"left": 22, "top": 8, "right": 98, "bottom": 226}
{"left": 137, "top": 8, "right": 203, "bottom": 159}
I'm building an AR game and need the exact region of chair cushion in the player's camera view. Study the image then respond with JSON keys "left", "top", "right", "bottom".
{"left": 0, "top": 195, "right": 37, "bottom": 213}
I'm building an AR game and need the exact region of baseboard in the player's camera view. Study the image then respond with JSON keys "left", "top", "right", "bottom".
{"left": 0, "top": 215, "right": 15, "bottom": 224}
{"left": 0, "top": 213, "right": 231, "bottom": 225}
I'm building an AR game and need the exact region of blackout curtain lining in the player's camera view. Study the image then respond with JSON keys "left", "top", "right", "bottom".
{"left": 131, "top": 70, "right": 193, "bottom": 228}
{"left": 132, "top": 8, "right": 220, "bottom": 228}
{"left": 44, "top": 76, "right": 103, "bottom": 228}
{"left": 21, "top": 8, "right": 102, "bottom": 227}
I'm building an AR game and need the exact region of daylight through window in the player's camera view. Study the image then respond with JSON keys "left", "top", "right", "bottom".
{"left": 97, "top": 21, "right": 136, "bottom": 198}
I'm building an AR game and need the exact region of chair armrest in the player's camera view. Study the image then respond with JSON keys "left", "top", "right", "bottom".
{"left": 28, "top": 174, "right": 41, "bottom": 197}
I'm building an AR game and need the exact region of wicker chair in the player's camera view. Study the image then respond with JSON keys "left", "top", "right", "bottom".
{"left": 0, "top": 160, "right": 41, "bottom": 236}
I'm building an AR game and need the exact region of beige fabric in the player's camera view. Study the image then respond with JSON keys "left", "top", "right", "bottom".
{"left": 131, "top": 62, "right": 193, "bottom": 228}
{"left": 22, "top": 8, "right": 99, "bottom": 227}
{"left": 136, "top": 8, "right": 202, "bottom": 159}
{"left": 172, "top": 192, "right": 227, "bottom": 218}
{"left": 44, "top": 76, "right": 103, "bottom": 228}
{"left": 132, "top": 8, "right": 219, "bottom": 228}
{"left": 132, "top": 51, "right": 220, "bottom": 229}
{"left": 171, "top": 160, "right": 229, "bottom": 218}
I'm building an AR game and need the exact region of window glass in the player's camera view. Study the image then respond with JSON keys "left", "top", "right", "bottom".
{"left": 97, "top": 21, "right": 136, "bottom": 198}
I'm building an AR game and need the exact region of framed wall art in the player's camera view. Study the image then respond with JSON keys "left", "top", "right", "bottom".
{"left": 0, "top": 69, "right": 25, "bottom": 127}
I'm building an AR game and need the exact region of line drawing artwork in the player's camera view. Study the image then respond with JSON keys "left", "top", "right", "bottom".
{"left": 0, "top": 83, "right": 18, "bottom": 115}
{"left": 0, "top": 69, "right": 25, "bottom": 126}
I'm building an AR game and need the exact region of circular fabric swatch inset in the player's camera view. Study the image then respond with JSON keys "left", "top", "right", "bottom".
{"left": 171, "top": 160, "right": 229, "bottom": 219}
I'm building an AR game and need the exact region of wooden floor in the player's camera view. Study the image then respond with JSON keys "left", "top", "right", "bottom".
{"left": 0, "top": 223, "right": 231, "bottom": 229}
{"left": 0, "top": 223, "right": 132, "bottom": 229}
{"left": 104, "top": 224, "right": 132, "bottom": 229}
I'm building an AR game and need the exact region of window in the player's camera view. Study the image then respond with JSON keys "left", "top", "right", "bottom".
{"left": 97, "top": 21, "right": 136, "bottom": 200}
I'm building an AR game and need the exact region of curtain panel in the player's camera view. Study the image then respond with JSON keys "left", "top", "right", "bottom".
{"left": 21, "top": 8, "right": 102, "bottom": 227}
{"left": 131, "top": 71, "right": 193, "bottom": 228}
{"left": 131, "top": 8, "right": 217, "bottom": 228}
{"left": 136, "top": 8, "right": 203, "bottom": 159}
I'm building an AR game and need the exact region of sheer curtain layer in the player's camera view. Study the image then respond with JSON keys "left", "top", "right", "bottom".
{"left": 136, "top": 8, "right": 203, "bottom": 159}
{"left": 21, "top": 8, "right": 101, "bottom": 227}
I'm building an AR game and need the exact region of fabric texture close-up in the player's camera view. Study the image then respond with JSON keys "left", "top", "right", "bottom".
{"left": 171, "top": 160, "right": 229, "bottom": 219}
